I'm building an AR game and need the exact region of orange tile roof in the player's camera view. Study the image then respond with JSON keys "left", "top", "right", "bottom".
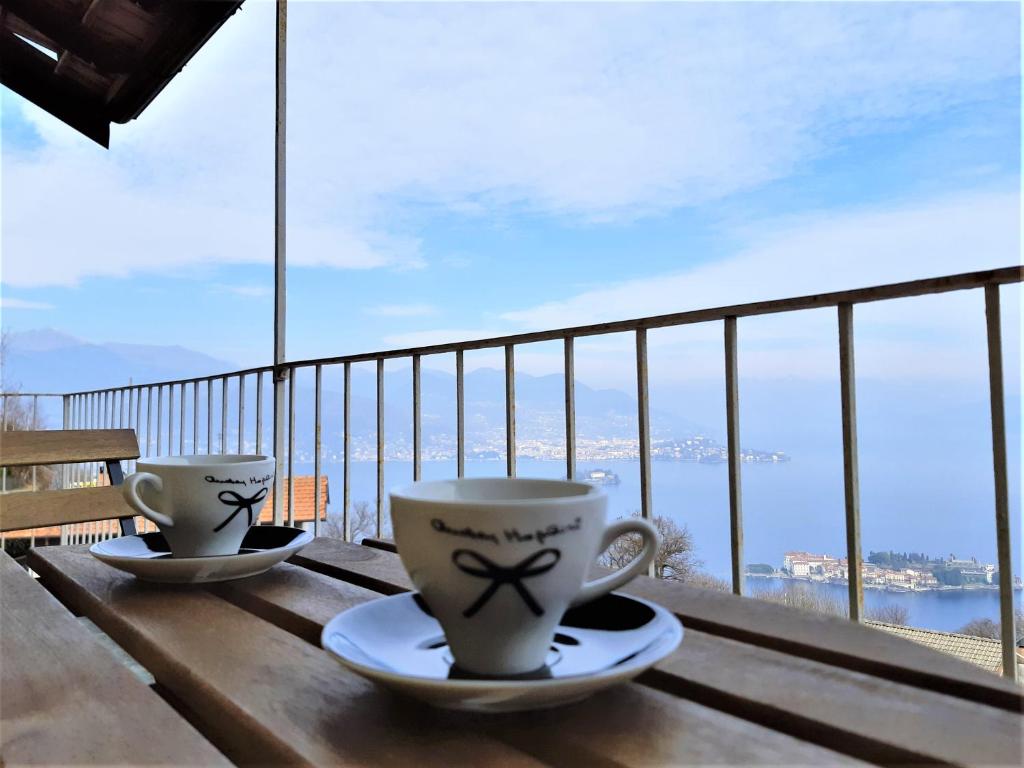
{"left": 3, "top": 475, "right": 329, "bottom": 540}
{"left": 259, "top": 476, "right": 330, "bottom": 524}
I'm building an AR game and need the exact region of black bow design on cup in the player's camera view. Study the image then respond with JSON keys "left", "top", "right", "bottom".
{"left": 452, "top": 548, "right": 561, "bottom": 618}
{"left": 213, "top": 487, "right": 269, "bottom": 532}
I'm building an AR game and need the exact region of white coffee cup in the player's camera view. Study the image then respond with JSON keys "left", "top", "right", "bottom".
{"left": 390, "top": 477, "right": 658, "bottom": 676}
{"left": 122, "top": 455, "right": 275, "bottom": 558}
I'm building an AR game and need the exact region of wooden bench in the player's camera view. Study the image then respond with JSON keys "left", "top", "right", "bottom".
{"left": 0, "top": 429, "right": 140, "bottom": 538}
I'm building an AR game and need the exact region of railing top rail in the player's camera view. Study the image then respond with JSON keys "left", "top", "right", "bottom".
{"left": 0, "top": 393, "right": 66, "bottom": 398}
{"left": 40, "top": 264, "right": 1024, "bottom": 396}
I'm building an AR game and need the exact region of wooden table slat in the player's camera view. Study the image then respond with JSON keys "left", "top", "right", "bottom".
{"left": 214, "top": 560, "right": 867, "bottom": 767}
{"left": 297, "top": 541, "right": 1023, "bottom": 767}
{"left": 30, "top": 545, "right": 864, "bottom": 767}
{"left": 27, "top": 546, "right": 544, "bottom": 768}
{"left": 357, "top": 537, "right": 1023, "bottom": 712}
{"left": 1, "top": 552, "right": 229, "bottom": 767}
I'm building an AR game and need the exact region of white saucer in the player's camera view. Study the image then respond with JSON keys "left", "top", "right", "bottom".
{"left": 89, "top": 526, "right": 314, "bottom": 584}
{"left": 321, "top": 591, "right": 683, "bottom": 712}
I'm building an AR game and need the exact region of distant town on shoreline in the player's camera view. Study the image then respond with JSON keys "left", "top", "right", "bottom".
{"left": 746, "top": 550, "right": 1023, "bottom": 593}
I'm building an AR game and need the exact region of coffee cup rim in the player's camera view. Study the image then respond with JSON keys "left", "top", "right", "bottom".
{"left": 390, "top": 477, "right": 603, "bottom": 507}
{"left": 137, "top": 454, "right": 274, "bottom": 467}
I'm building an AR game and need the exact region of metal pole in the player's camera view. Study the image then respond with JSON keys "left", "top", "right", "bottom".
{"left": 412, "top": 354, "right": 422, "bottom": 482}
{"left": 167, "top": 383, "right": 175, "bottom": 455}
{"left": 287, "top": 368, "right": 296, "bottom": 527}
{"left": 221, "top": 377, "right": 228, "bottom": 454}
{"left": 238, "top": 374, "right": 246, "bottom": 454}
{"left": 31, "top": 395, "right": 38, "bottom": 490}
{"left": 984, "top": 285, "right": 1017, "bottom": 681}
{"left": 207, "top": 379, "right": 214, "bottom": 455}
{"left": 147, "top": 387, "right": 154, "bottom": 458}
{"left": 256, "top": 372, "right": 264, "bottom": 455}
{"left": 505, "top": 344, "right": 516, "bottom": 478}
{"left": 193, "top": 381, "right": 199, "bottom": 454}
{"left": 376, "top": 359, "right": 384, "bottom": 537}
{"left": 343, "top": 361, "right": 351, "bottom": 540}
{"left": 724, "top": 317, "right": 744, "bottom": 596}
{"left": 314, "top": 365, "right": 322, "bottom": 537}
{"left": 456, "top": 350, "right": 465, "bottom": 478}
{"left": 636, "top": 330, "right": 654, "bottom": 578}
{"left": 838, "top": 303, "right": 864, "bottom": 621}
{"left": 564, "top": 337, "right": 576, "bottom": 481}
{"left": 156, "top": 386, "right": 163, "bottom": 458}
{"left": 272, "top": 0, "right": 288, "bottom": 527}
{"left": 179, "top": 383, "right": 185, "bottom": 455}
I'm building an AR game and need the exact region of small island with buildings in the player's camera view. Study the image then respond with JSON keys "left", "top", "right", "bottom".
{"left": 747, "top": 550, "right": 1022, "bottom": 593}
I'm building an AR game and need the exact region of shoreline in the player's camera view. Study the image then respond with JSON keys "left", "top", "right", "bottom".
{"left": 744, "top": 572, "right": 1021, "bottom": 593}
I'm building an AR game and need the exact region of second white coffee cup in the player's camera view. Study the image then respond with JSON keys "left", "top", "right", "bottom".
{"left": 122, "top": 455, "right": 275, "bottom": 557}
{"left": 391, "top": 477, "right": 658, "bottom": 676}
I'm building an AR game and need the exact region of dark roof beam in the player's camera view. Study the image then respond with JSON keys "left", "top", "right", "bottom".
{"left": 0, "top": 0, "right": 140, "bottom": 73}
{"left": 0, "top": 29, "right": 109, "bottom": 146}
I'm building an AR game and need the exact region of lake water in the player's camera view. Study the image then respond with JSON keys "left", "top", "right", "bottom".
{"left": 293, "top": 454, "right": 1022, "bottom": 632}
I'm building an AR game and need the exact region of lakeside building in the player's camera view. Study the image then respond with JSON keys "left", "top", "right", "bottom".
{"left": 782, "top": 551, "right": 942, "bottom": 591}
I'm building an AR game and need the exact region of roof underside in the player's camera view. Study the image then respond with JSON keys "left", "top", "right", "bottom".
{"left": 0, "top": 0, "right": 243, "bottom": 147}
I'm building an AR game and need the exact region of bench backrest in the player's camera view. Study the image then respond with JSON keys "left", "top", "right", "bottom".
{"left": 0, "top": 429, "right": 140, "bottom": 535}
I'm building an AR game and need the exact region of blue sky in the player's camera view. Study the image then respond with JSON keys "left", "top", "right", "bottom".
{"left": 1, "top": 1, "right": 1020, "bottom": 389}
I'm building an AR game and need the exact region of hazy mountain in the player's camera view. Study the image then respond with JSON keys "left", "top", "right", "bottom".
{"left": 3, "top": 329, "right": 235, "bottom": 392}
{"left": 1, "top": 329, "right": 712, "bottom": 449}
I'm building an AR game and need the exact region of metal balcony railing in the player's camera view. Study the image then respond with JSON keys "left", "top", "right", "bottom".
{"left": 2, "top": 265, "right": 1021, "bottom": 678}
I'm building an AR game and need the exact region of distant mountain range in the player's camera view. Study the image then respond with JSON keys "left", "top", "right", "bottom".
{"left": 1, "top": 329, "right": 712, "bottom": 452}
{"left": 3, "top": 329, "right": 234, "bottom": 392}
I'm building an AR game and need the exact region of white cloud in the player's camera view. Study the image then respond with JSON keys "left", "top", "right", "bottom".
{"left": 366, "top": 303, "right": 439, "bottom": 318}
{"left": 0, "top": 297, "right": 54, "bottom": 310}
{"left": 403, "top": 188, "right": 1020, "bottom": 385}
{"left": 3, "top": 2, "right": 1017, "bottom": 287}
{"left": 500, "top": 189, "right": 1020, "bottom": 333}
{"left": 381, "top": 328, "right": 508, "bottom": 349}
{"left": 211, "top": 284, "right": 271, "bottom": 298}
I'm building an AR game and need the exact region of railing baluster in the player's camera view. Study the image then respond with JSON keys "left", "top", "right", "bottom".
{"left": 287, "top": 368, "right": 296, "bottom": 527}
{"left": 104, "top": 390, "right": 111, "bottom": 428}
{"left": 314, "top": 364, "right": 322, "bottom": 538}
{"left": 179, "top": 383, "right": 185, "bottom": 455}
{"left": 221, "top": 377, "right": 229, "bottom": 455}
{"left": 31, "top": 395, "right": 38, "bottom": 490}
{"left": 838, "top": 303, "right": 863, "bottom": 621}
{"left": 343, "top": 361, "right": 351, "bottom": 541}
{"left": 167, "top": 383, "right": 175, "bottom": 455}
{"left": 376, "top": 358, "right": 385, "bottom": 538}
{"left": 169, "top": 386, "right": 175, "bottom": 453}
{"left": 564, "top": 337, "right": 576, "bottom": 481}
{"left": 273, "top": 368, "right": 285, "bottom": 527}
{"left": 984, "top": 285, "right": 1017, "bottom": 681}
{"left": 505, "top": 344, "right": 516, "bottom": 478}
{"left": 456, "top": 350, "right": 465, "bottom": 478}
{"left": 62, "top": 395, "right": 70, "bottom": 489}
{"left": 192, "top": 381, "right": 199, "bottom": 454}
{"left": 256, "top": 371, "right": 264, "bottom": 455}
{"left": 238, "top": 374, "right": 246, "bottom": 454}
{"left": 635, "top": 330, "right": 654, "bottom": 578}
{"left": 146, "top": 387, "right": 154, "bottom": 458}
{"left": 207, "top": 379, "right": 214, "bottom": 454}
{"left": 412, "top": 354, "right": 421, "bottom": 482}
{"left": 1, "top": 396, "right": 8, "bottom": 493}
{"left": 131, "top": 388, "right": 139, "bottom": 467}
{"left": 156, "top": 385, "right": 164, "bottom": 458}
{"left": 724, "top": 317, "right": 744, "bottom": 596}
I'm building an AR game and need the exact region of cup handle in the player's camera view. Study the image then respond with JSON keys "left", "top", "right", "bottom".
{"left": 121, "top": 472, "right": 174, "bottom": 529}
{"left": 571, "top": 518, "right": 659, "bottom": 607}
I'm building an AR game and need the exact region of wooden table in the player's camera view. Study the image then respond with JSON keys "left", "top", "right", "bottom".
{"left": 14, "top": 537, "right": 1023, "bottom": 766}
